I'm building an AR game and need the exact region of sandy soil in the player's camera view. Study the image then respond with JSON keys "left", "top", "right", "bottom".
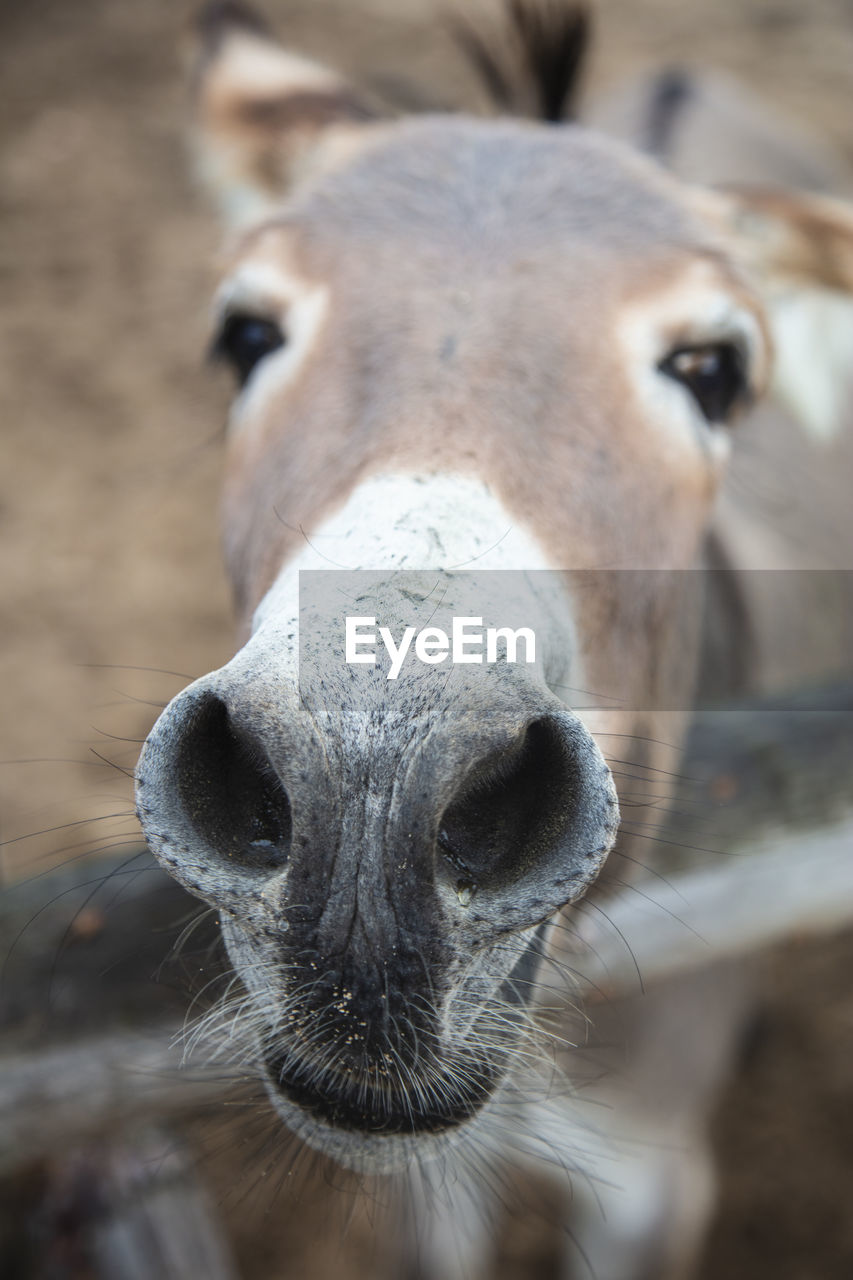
{"left": 1, "top": 1, "right": 852, "bottom": 1277}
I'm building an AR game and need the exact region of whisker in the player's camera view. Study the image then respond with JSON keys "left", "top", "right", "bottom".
{"left": 573, "top": 899, "right": 645, "bottom": 994}
{"left": 0, "top": 810, "right": 136, "bottom": 849}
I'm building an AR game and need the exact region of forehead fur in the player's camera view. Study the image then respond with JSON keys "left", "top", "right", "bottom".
{"left": 276, "top": 116, "right": 714, "bottom": 261}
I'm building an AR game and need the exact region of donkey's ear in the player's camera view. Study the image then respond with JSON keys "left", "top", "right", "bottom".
{"left": 189, "top": 2, "right": 380, "bottom": 226}
{"left": 720, "top": 187, "right": 853, "bottom": 441}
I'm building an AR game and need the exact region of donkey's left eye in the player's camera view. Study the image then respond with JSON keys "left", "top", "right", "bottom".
{"left": 213, "top": 313, "right": 286, "bottom": 387}
{"left": 659, "top": 343, "right": 749, "bottom": 424}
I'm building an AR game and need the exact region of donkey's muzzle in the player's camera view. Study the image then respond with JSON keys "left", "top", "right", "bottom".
{"left": 136, "top": 633, "right": 618, "bottom": 1148}
{"left": 136, "top": 671, "right": 617, "bottom": 935}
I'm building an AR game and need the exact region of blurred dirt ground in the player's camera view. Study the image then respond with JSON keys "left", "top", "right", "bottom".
{"left": 1, "top": 1, "right": 852, "bottom": 1277}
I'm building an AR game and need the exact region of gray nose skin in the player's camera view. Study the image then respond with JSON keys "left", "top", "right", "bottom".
{"left": 136, "top": 571, "right": 618, "bottom": 1165}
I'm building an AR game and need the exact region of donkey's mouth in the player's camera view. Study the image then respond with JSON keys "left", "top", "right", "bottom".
{"left": 261, "top": 924, "right": 550, "bottom": 1141}
{"left": 263, "top": 1047, "right": 500, "bottom": 1136}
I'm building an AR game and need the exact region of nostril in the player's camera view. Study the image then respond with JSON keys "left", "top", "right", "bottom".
{"left": 173, "top": 692, "right": 292, "bottom": 874}
{"left": 438, "top": 716, "right": 582, "bottom": 895}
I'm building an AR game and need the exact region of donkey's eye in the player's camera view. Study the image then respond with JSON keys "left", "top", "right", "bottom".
{"left": 659, "top": 343, "right": 749, "bottom": 424}
{"left": 213, "top": 313, "right": 285, "bottom": 387}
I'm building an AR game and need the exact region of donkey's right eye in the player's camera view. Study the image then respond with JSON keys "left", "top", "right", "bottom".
{"left": 212, "top": 313, "right": 286, "bottom": 387}
{"left": 658, "top": 341, "right": 749, "bottom": 425}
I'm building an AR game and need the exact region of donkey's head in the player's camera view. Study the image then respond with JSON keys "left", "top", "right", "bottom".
{"left": 136, "top": 3, "right": 853, "bottom": 1170}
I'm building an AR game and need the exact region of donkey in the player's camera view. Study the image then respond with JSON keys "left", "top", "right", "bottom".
{"left": 136, "top": 3, "right": 853, "bottom": 1276}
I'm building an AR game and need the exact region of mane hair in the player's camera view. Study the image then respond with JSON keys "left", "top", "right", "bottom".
{"left": 452, "top": 0, "right": 591, "bottom": 123}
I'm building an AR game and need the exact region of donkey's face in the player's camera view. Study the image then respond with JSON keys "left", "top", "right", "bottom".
{"left": 216, "top": 117, "right": 767, "bottom": 619}
{"left": 137, "top": 8, "right": 853, "bottom": 1171}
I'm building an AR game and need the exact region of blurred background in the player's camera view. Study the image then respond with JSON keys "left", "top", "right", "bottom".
{"left": 1, "top": 1, "right": 852, "bottom": 1277}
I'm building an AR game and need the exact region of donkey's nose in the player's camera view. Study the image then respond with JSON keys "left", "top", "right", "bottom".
{"left": 434, "top": 710, "right": 617, "bottom": 933}
{"left": 135, "top": 677, "right": 320, "bottom": 913}
{"left": 136, "top": 669, "right": 618, "bottom": 935}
